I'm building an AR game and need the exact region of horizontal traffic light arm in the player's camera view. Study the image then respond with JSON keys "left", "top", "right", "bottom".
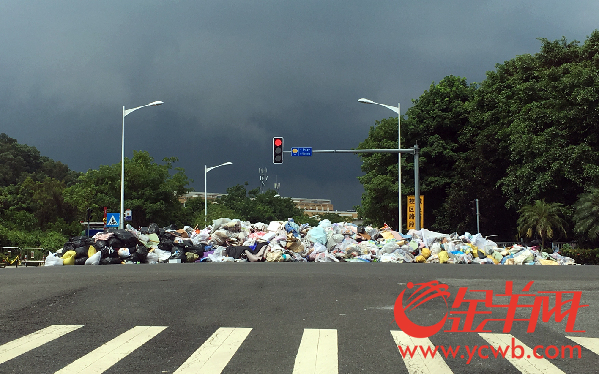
{"left": 283, "top": 148, "right": 416, "bottom": 154}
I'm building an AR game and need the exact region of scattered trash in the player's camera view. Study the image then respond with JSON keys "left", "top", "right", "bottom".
{"left": 51, "top": 219, "right": 578, "bottom": 266}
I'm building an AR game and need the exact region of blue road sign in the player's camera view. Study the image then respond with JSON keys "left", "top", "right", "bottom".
{"left": 106, "top": 213, "right": 120, "bottom": 227}
{"left": 291, "top": 147, "right": 312, "bottom": 156}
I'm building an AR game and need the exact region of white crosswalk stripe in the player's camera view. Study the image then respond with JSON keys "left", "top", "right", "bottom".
{"left": 0, "top": 325, "right": 83, "bottom": 365}
{"left": 566, "top": 336, "right": 599, "bottom": 356}
{"left": 479, "top": 333, "right": 566, "bottom": 374}
{"left": 174, "top": 327, "right": 252, "bottom": 374}
{"left": 293, "top": 328, "right": 338, "bottom": 374}
{"left": 1, "top": 325, "right": 597, "bottom": 373}
{"left": 391, "top": 330, "right": 453, "bottom": 374}
{"left": 55, "top": 326, "right": 167, "bottom": 374}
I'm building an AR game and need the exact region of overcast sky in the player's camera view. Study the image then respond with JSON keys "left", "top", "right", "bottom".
{"left": 1, "top": 1, "right": 597, "bottom": 211}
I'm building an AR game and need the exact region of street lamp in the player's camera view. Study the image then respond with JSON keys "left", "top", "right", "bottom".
{"left": 358, "top": 98, "right": 402, "bottom": 232}
{"left": 205, "top": 161, "right": 233, "bottom": 226}
{"left": 120, "top": 100, "right": 163, "bottom": 229}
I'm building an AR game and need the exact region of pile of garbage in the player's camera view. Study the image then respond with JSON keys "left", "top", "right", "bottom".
{"left": 45, "top": 218, "right": 578, "bottom": 266}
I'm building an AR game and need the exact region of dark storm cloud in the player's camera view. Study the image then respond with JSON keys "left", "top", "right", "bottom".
{"left": 0, "top": 0, "right": 597, "bottom": 210}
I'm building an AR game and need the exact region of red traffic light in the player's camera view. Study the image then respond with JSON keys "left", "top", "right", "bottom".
{"left": 273, "top": 137, "right": 283, "bottom": 164}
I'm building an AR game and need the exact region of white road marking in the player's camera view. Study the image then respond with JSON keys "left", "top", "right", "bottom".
{"left": 293, "top": 328, "right": 338, "bottom": 374}
{"left": 479, "top": 333, "right": 566, "bottom": 373}
{"left": 391, "top": 330, "right": 453, "bottom": 373}
{"left": 174, "top": 327, "right": 252, "bottom": 374}
{"left": 0, "top": 325, "right": 83, "bottom": 364}
{"left": 566, "top": 336, "right": 599, "bottom": 355}
{"left": 55, "top": 326, "right": 166, "bottom": 374}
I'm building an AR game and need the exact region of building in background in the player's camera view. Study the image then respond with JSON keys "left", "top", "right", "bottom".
{"left": 180, "top": 192, "right": 358, "bottom": 219}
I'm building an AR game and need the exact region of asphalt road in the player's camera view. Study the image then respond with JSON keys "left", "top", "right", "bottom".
{"left": 1, "top": 263, "right": 598, "bottom": 373}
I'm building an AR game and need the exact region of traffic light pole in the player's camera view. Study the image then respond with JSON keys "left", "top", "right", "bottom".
{"left": 284, "top": 145, "right": 420, "bottom": 230}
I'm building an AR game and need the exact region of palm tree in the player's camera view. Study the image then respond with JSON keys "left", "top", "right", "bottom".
{"left": 573, "top": 187, "right": 599, "bottom": 242}
{"left": 517, "top": 200, "right": 567, "bottom": 249}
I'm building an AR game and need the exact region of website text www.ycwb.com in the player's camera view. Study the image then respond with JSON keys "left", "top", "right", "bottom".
{"left": 398, "top": 338, "right": 581, "bottom": 364}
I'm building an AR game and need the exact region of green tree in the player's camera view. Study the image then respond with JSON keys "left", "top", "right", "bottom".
{"left": 64, "top": 150, "right": 191, "bottom": 226}
{"left": 517, "top": 200, "right": 568, "bottom": 249}
{"left": 357, "top": 75, "right": 476, "bottom": 231}
{"left": 356, "top": 117, "right": 401, "bottom": 228}
{"left": 218, "top": 184, "right": 304, "bottom": 223}
{"left": 478, "top": 32, "right": 599, "bottom": 210}
{"left": 0, "top": 133, "right": 79, "bottom": 187}
{"left": 573, "top": 188, "right": 599, "bottom": 243}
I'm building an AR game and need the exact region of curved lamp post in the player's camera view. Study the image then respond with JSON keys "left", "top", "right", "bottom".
{"left": 120, "top": 101, "right": 163, "bottom": 229}
{"left": 205, "top": 161, "right": 233, "bottom": 226}
{"left": 358, "top": 98, "right": 402, "bottom": 232}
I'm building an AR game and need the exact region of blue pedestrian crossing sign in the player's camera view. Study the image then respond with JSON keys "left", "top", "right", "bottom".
{"left": 106, "top": 213, "right": 120, "bottom": 227}
{"left": 291, "top": 147, "right": 312, "bottom": 156}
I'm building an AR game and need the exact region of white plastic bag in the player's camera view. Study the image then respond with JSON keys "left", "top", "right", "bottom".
{"left": 44, "top": 252, "right": 63, "bottom": 266}
{"left": 85, "top": 251, "right": 101, "bottom": 265}
{"left": 153, "top": 248, "right": 172, "bottom": 262}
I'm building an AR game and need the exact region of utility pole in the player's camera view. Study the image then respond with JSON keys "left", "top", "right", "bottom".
{"left": 259, "top": 168, "right": 268, "bottom": 193}
{"left": 475, "top": 199, "right": 480, "bottom": 234}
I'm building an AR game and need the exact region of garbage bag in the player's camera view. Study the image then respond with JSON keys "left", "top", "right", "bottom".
{"left": 118, "top": 248, "right": 131, "bottom": 258}
{"left": 153, "top": 248, "right": 172, "bottom": 262}
{"left": 85, "top": 251, "right": 101, "bottom": 265}
{"left": 45, "top": 252, "right": 64, "bottom": 266}
{"left": 134, "top": 245, "right": 149, "bottom": 262}
{"left": 113, "top": 229, "right": 139, "bottom": 247}
{"left": 158, "top": 238, "right": 174, "bottom": 251}
{"left": 186, "top": 252, "right": 200, "bottom": 262}
{"left": 438, "top": 251, "right": 449, "bottom": 263}
{"left": 74, "top": 246, "right": 88, "bottom": 259}
{"left": 306, "top": 227, "right": 327, "bottom": 245}
{"left": 146, "top": 251, "right": 158, "bottom": 264}
{"left": 74, "top": 257, "right": 87, "bottom": 265}
{"left": 70, "top": 236, "right": 92, "bottom": 248}
{"left": 148, "top": 223, "right": 160, "bottom": 234}
{"left": 226, "top": 246, "right": 248, "bottom": 259}
{"left": 88, "top": 245, "right": 97, "bottom": 258}
{"left": 100, "top": 246, "right": 119, "bottom": 258}
{"left": 170, "top": 249, "right": 186, "bottom": 262}
{"left": 100, "top": 257, "right": 122, "bottom": 265}
{"left": 61, "top": 251, "right": 76, "bottom": 265}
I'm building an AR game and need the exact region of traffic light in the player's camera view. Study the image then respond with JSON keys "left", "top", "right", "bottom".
{"left": 273, "top": 137, "right": 283, "bottom": 164}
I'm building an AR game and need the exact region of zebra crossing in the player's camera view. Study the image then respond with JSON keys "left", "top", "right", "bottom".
{"left": 0, "top": 325, "right": 597, "bottom": 373}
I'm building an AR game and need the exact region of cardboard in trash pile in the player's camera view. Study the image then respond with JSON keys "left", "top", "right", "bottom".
{"left": 52, "top": 220, "right": 579, "bottom": 266}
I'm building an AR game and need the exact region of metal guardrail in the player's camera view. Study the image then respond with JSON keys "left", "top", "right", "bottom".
{"left": 1, "top": 247, "right": 48, "bottom": 267}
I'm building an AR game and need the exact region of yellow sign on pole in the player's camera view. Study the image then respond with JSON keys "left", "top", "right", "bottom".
{"left": 407, "top": 195, "right": 424, "bottom": 230}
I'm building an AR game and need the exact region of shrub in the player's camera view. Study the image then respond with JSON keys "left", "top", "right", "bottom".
{"left": 560, "top": 245, "right": 599, "bottom": 265}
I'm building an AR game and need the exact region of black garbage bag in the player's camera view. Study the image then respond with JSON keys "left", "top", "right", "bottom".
{"left": 139, "top": 227, "right": 149, "bottom": 235}
{"left": 148, "top": 223, "right": 160, "bottom": 234}
{"left": 170, "top": 249, "right": 186, "bottom": 262}
{"left": 71, "top": 236, "right": 92, "bottom": 248}
{"left": 187, "top": 245, "right": 205, "bottom": 258}
{"left": 108, "top": 237, "right": 124, "bottom": 249}
{"left": 158, "top": 238, "right": 174, "bottom": 252}
{"left": 226, "top": 246, "right": 250, "bottom": 259}
{"left": 75, "top": 257, "right": 88, "bottom": 265}
{"left": 135, "top": 245, "right": 149, "bottom": 262}
{"left": 113, "top": 229, "right": 140, "bottom": 248}
{"left": 100, "top": 257, "right": 122, "bottom": 265}
{"left": 174, "top": 239, "right": 194, "bottom": 249}
{"left": 73, "top": 246, "right": 89, "bottom": 259}
{"left": 100, "top": 246, "right": 119, "bottom": 258}
{"left": 63, "top": 242, "right": 75, "bottom": 252}
{"left": 93, "top": 240, "right": 108, "bottom": 249}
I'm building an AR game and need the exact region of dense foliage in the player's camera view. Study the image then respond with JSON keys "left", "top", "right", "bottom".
{"left": 358, "top": 31, "right": 599, "bottom": 243}
{"left": 0, "top": 136, "right": 347, "bottom": 248}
